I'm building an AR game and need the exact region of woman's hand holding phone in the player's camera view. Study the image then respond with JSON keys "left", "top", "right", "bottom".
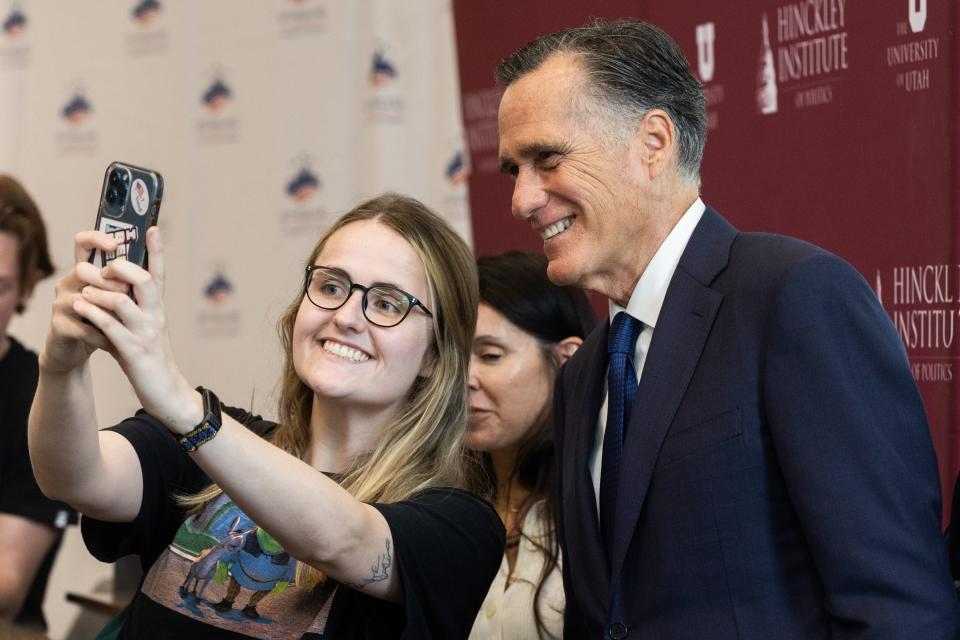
{"left": 40, "top": 161, "right": 194, "bottom": 429}
{"left": 72, "top": 227, "right": 199, "bottom": 430}
{"left": 40, "top": 230, "right": 128, "bottom": 374}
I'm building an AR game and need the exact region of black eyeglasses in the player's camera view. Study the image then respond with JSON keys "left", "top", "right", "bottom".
{"left": 304, "top": 265, "right": 433, "bottom": 328}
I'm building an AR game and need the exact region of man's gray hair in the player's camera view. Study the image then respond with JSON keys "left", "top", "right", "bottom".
{"left": 496, "top": 20, "right": 707, "bottom": 184}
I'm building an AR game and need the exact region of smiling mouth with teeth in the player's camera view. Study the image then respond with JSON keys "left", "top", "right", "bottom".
{"left": 541, "top": 217, "right": 573, "bottom": 240}
{"left": 322, "top": 340, "right": 370, "bottom": 362}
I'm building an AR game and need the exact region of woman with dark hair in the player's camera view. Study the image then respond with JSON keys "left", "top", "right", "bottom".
{"left": 29, "top": 193, "right": 504, "bottom": 638}
{"left": 467, "top": 251, "right": 596, "bottom": 640}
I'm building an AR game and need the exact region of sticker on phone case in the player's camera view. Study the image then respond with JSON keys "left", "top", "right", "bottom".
{"left": 93, "top": 219, "right": 138, "bottom": 267}
{"left": 131, "top": 178, "right": 150, "bottom": 216}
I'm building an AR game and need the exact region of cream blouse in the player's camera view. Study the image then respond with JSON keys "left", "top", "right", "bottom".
{"left": 469, "top": 500, "right": 564, "bottom": 639}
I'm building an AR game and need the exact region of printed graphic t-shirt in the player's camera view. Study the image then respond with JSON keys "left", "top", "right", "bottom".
{"left": 82, "top": 408, "right": 504, "bottom": 639}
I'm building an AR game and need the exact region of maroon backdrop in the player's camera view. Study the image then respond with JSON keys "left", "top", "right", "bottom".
{"left": 453, "top": 0, "right": 958, "bottom": 525}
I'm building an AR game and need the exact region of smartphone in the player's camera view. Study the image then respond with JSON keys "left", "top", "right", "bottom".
{"left": 90, "top": 161, "right": 163, "bottom": 275}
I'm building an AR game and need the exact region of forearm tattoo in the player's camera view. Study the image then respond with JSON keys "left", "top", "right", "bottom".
{"left": 354, "top": 539, "right": 392, "bottom": 590}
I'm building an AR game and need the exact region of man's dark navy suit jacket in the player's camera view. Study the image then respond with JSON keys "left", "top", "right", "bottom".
{"left": 556, "top": 207, "right": 959, "bottom": 639}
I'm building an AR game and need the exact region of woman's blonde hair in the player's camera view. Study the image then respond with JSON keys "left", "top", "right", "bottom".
{"left": 180, "top": 193, "right": 480, "bottom": 588}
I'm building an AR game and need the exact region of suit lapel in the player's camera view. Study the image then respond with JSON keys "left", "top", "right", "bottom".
{"left": 609, "top": 208, "right": 736, "bottom": 576}
{"left": 561, "top": 323, "right": 612, "bottom": 604}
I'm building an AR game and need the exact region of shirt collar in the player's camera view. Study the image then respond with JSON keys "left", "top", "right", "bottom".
{"left": 609, "top": 197, "right": 706, "bottom": 329}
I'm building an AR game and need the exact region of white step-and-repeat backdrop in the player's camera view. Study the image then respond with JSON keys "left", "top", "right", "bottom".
{"left": 1, "top": 1, "right": 468, "bottom": 636}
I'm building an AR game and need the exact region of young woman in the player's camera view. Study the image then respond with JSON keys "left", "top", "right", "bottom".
{"left": 466, "top": 252, "right": 596, "bottom": 640}
{"left": 29, "top": 193, "right": 504, "bottom": 639}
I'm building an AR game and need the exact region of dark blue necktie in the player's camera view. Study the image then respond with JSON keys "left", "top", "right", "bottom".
{"left": 600, "top": 312, "right": 642, "bottom": 560}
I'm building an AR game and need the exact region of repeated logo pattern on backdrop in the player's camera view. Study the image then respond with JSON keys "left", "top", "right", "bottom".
{"left": 371, "top": 48, "right": 397, "bottom": 87}
{"left": 445, "top": 150, "right": 468, "bottom": 186}
{"left": 279, "top": 156, "right": 330, "bottom": 238}
{"left": 126, "top": 0, "right": 168, "bottom": 56}
{"left": 365, "top": 42, "right": 405, "bottom": 123}
{"left": 0, "top": 1, "right": 29, "bottom": 68}
{"left": 277, "top": 0, "right": 328, "bottom": 37}
{"left": 757, "top": 14, "right": 778, "bottom": 114}
{"left": 55, "top": 86, "right": 97, "bottom": 155}
{"left": 886, "top": 0, "right": 939, "bottom": 93}
{"left": 461, "top": 87, "right": 501, "bottom": 175}
{"left": 132, "top": 0, "right": 161, "bottom": 26}
{"left": 197, "top": 69, "right": 239, "bottom": 145}
{"left": 765, "top": 0, "right": 849, "bottom": 112}
{"left": 61, "top": 90, "right": 91, "bottom": 126}
{"left": 2, "top": 4, "right": 25, "bottom": 38}
{"left": 695, "top": 22, "right": 715, "bottom": 82}
{"left": 696, "top": 22, "right": 724, "bottom": 129}
{"left": 197, "top": 268, "right": 240, "bottom": 340}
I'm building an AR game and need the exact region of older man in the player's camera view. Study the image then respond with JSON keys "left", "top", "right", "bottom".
{"left": 496, "top": 20, "right": 959, "bottom": 640}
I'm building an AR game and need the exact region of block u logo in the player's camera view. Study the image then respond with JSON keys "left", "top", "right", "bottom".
{"left": 695, "top": 22, "right": 715, "bottom": 83}
{"left": 909, "top": 0, "right": 927, "bottom": 33}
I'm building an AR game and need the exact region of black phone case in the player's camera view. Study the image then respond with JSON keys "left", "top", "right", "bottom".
{"left": 90, "top": 161, "right": 163, "bottom": 270}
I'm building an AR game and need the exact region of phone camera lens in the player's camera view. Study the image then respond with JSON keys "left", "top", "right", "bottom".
{"left": 109, "top": 171, "right": 122, "bottom": 186}
{"left": 106, "top": 188, "right": 119, "bottom": 205}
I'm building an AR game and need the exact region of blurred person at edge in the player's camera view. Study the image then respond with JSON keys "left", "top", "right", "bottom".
{"left": 467, "top": 251, "right": 596, "bottom": 640}
{"left": 0, "top": 176, "right": 76, "bottom": 632}
{"left": 28, "top": 193, "right": 504, "bottom": 639}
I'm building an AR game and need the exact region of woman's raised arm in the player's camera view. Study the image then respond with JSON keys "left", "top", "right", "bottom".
{"left": 28, "top": 230, "right": 146, "bottom": 522}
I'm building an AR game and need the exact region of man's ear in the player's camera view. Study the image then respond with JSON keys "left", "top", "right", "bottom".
{"left": 552, "top": 336, "right": 583, "bottom": 367}
{"left": 634, "top": 108, "right": 675, "bottom": 180}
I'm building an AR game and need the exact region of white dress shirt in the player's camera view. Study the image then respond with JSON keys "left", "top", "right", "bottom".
{"left": 589, "top": 198, "right": 706, "bottom": 510}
